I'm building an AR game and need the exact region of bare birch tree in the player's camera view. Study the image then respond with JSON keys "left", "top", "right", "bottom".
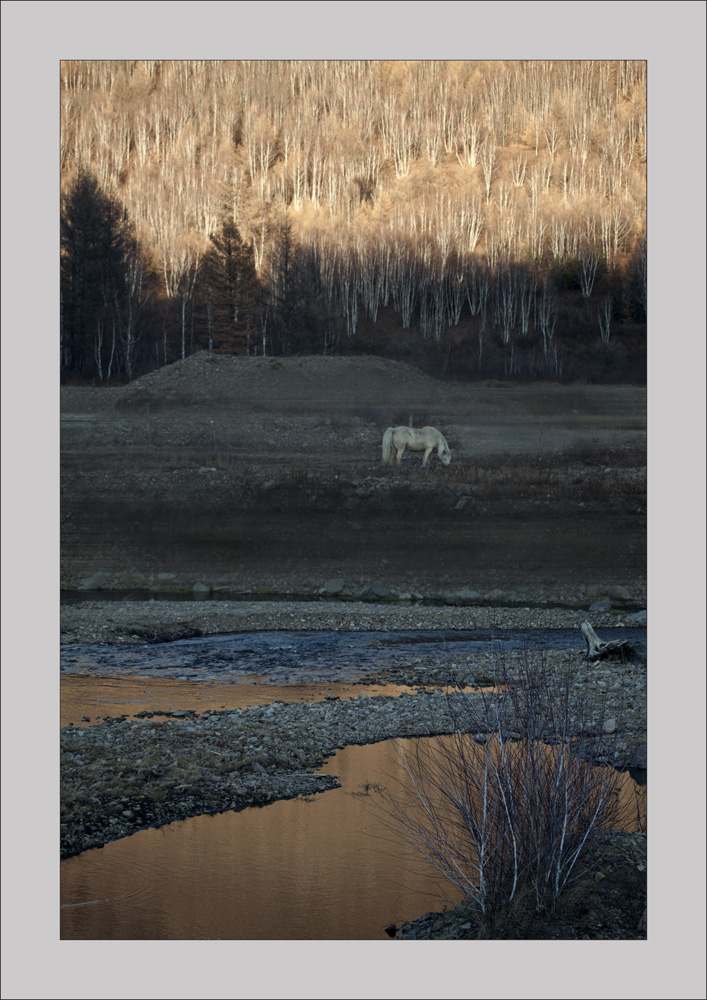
{"left": 480, "top": 135, "right": 497, "bottom": 203}
{"left": 597, "top": 297, "right": 613, "bottom": 347}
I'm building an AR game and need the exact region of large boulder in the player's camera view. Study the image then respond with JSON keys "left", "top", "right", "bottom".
{"left": 589, "top": 598, "right": 612, "bottom": 612}
{"left": 445, "top": 588, "right": 481, "bottom": 606}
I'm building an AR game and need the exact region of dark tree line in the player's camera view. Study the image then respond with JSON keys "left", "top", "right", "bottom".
{"left": 60, "top": 174, "right": 154, "bottom": 381}
{"left": 61, "top": 176, "right": 646, "bottom": 384}
{"left": 60, "top": 176, "right": 332, "bottom": 380}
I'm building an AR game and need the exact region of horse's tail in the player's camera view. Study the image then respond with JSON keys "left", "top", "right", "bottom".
{"left": 382, "top": 427, "right": 393, "bottom": 463}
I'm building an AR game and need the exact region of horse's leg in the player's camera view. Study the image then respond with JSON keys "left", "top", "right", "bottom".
{"left": 422, "top": 448, "right": 432, "bottom": 466}
{"left": 395, "top": 445, "right": 405, "bottom": 464}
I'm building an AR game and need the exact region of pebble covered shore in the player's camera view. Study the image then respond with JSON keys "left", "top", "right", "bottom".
{"left": 60, "top": 598, "right": 644, "bottom": 645}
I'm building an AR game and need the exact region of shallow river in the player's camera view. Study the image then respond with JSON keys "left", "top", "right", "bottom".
{"left": 60, "top": 626, "right": 646, "bottom": 940}
{"left": 61, "top": 627, "right": 646, "bottom": 687}
{"left": 60, "top": 735, "right": 645, "bottom": 940}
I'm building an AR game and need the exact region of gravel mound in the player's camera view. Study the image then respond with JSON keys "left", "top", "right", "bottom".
{"left": 109, "top": 353, "right": 445, "bottom": 408}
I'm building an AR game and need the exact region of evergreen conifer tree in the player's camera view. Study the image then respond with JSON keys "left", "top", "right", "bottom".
{"left": 60, "top": 173, "right": 146, "bottom": 380}
{"left": 200, "top": 217, "right": 257, "bottom": 353}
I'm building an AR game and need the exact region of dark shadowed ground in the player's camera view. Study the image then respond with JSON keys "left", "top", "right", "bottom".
{"left": 61, "top": 354, "right": 646, "bottom": 602}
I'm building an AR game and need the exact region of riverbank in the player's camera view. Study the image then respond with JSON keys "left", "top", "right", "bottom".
{"left": 60, "top": 597, "right": 645, "bottom": 645}
{"left": 60, "top": 658, "right": 647, "bottom": 939}
{"left": 397, "top": 829, "right": 647, "bottom": 940}
{"left": 61, "top": 664, "right": 647, "bottom": 846}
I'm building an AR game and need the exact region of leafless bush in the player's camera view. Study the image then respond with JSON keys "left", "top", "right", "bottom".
{"left": 373, "top": 650, "right": 634, "bottom": 934}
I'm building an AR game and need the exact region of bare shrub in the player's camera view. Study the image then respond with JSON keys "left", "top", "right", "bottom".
{"left": 373, "top": 650, "right": 635, "bottom": 935}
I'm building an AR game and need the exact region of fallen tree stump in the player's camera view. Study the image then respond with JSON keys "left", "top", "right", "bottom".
{"left": 580, "top": 621, "right": 646, "bottom": 665}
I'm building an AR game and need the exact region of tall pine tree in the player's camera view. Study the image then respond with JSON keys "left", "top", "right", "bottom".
{"left": 200, "top": 217, "right": 257, "bottom": 354}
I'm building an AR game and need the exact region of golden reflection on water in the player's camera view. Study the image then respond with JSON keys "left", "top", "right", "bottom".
{"left": 60, "top": 677, "right": 645, "bottom": 939}
{"left": 60, "top": 674, "right": 430, "bottom": 728}
{"left": 60, "top": 731, "right": 645, "bottom": 941}
{"left": 60, "top": 739, "right": 456, "bottom": 941}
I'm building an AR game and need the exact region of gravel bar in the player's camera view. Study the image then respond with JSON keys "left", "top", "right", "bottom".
{"left": 60, "top": 599, "right": 644, "bottom": 646}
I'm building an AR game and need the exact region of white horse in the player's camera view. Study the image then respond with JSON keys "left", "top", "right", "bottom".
{"left": 382, "top": 426, "right": 452, "bottom": 467}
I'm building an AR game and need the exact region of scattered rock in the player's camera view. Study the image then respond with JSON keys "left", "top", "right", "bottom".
{"left": 445, "top": 588, "right": 481, "bottom": 605}
{"left": 589, "top": 598, "right": 612, "bottom": 612}
{"left": 626, "top": 745, "right": 647, "bottom": 769}
{"left": 62, "top": 670, "right": 645, "bottom": 864}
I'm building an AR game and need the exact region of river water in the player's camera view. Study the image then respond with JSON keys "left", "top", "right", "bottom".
{"left": 60, "top": 736, "right": 645, "bottom": 940}
{"left": 61, "top": 627, "right": 646, "bottom": 686}
{"left": 60, "top": 739, "right": 452, "bottom": 940}
{"left": 60, "top": 625, "right": 646, "bottom": 940}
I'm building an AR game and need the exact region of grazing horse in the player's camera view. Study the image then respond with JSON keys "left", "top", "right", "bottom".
{"left": 382, "top": 426, "right": 452, "bottom": 467}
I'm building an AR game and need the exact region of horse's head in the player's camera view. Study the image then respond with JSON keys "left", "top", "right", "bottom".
{"left": 440, "top": 447, "right": 452, "bottom": 466}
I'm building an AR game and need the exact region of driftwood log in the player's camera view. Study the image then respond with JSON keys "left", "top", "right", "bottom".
{"left": 580, "top": 621, "right": 646, "bottom": 665}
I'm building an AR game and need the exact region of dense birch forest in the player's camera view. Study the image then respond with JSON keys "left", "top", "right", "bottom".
{"left": 60, "top": 59, "right": 647, "bottom": 383}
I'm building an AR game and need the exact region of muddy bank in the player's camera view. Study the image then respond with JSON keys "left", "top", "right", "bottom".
{"left": 59, "top": 358, "right": 648, "bottom": 937}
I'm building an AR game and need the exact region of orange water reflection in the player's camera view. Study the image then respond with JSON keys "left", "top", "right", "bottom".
{"left": 60, "top": 735, "right": 645, "bottom": 940}
{"left": 60, "top": 739, "right": 458, "bottom": 940}
{"left": 60, "top": 673, "right": 645, "bottom": 939}
{"left": 60, "top": 674, "right": 432, "bottom": 728}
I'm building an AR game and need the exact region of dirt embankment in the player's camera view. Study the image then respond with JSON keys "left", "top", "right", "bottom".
{"left": 61, "top": 354, "right": 646, "bottom": 603}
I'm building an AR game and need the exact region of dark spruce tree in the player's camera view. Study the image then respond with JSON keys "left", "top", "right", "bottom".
{"left": 264, "top": 215, "right": 327, "bottom": 356}
{"left": 200, "top": 217, "right": 258, "bottom": 354}
{"left": 61, "top": 173, "right": 150, "bottom": 381}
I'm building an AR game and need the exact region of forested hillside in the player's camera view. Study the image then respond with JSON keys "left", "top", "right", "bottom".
{"left": 60, "top": 60, "right": 646, "bottom": 383}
